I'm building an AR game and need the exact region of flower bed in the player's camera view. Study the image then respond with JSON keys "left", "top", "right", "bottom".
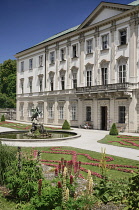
{"left": 33, "top": 147, "right": 139, "bottom": 178}
{"left": 109, "top": 135, "right": 139, "bottom": 147}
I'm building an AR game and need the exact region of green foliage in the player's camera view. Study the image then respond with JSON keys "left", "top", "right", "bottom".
{"left": 0, "top": 143, "right": 16, "bottom": 184}
{"left": 0, "top": 59, "right": 16, "bottom": 108}
{"left": 109, "top": 123, "right": 118, "bottom": 135}
{"left": 0, "top": 93, "right": 15, "bottom": 108}
{"left": 4, "top": 152, "right": 43, "bottom": 201}
{"left": 62, "top": 120, "right": 70, "bottom": 130}
{"left": 127, "top": 171, "right": 139, "bottom": 209}
{"left": 1, "top": 114, "right": 5, "bottom": 122}
{"left": 30, "top": 180, "right": 62, "bottom": 209}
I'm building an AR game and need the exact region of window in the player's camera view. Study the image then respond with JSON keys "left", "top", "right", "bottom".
{"left": 59, "top": 105, "right": 64, "bottom": 119}
{"left": 29, "top": 78, "right": 33, "bottom": 93}
{"left": 86, "top": 106, "right": 91, "bottom": 121}
{"left": 72, "top": 44, "right": 77, "bottom": 58}
{"left": 39, "top": 77, "right": 43, "bottom": 92}
{"left": 29, "top": 59, "right": 33, "bottom": 70}
{"left": 60, "top": 48, "right": 65, "bottom": 61}
{"left": 39, "top": 55, "right": 43, "bottom": 67}
{"left": 101, "top": 68, "right": 108, "bottom": 85}
{"left": 86, "top": 39, "right": 92, "bottom": 54}
{"left": 102, "top": 35, "right": 108, "bottom": 50}
{"left": 21, "top": 61, "right": 24, "bottom": 72}
{"left": 71, "top": 105, "right": 76, "bottom": 120}
{"left": 50, "top": 76, "right": 54, "bottom": 91}
{"left": 20, "top": 80, "right": 24, "bottom": 94}
{"left": 119, "top": 65, "right": 126, "bottom": 83}
{"left": 50, "top": 51, "right": 55, "bottom": 64}
{"left": 61, "top": 75, "right": 65, "bottom": 90}
{"left": 119, "top": 106, "right": 125, "bottom": 123}
{"left": 120, "top": 29, "right": 127, "bottom": 45}
{"left": 48, "top": 104, "right": 54, "bottom": 119}
{"left": 73, "top": 72, "right": 77, "bottom": 89}
{"left": 86, "top": 69, "right": 92, "bottom": 86}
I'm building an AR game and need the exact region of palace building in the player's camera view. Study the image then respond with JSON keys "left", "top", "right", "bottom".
{"left": 15, "top": 0, "right": 139, "bottom": 132}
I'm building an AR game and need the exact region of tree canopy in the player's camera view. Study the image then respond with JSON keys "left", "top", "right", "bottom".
{"left": 0, "top": 59, "right": 16, "bottom": 108}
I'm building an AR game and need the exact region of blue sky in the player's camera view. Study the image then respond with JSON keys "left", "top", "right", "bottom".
{"left": 0, "top": 0, "right": 133, "bottom": 63}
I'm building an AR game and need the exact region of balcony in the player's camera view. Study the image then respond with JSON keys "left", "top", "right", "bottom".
{"left": 75, "top": 83, "right": 137, "bottom": 94}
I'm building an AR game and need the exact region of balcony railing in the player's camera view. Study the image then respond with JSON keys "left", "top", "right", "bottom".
{"left": 75, "top": 83, "right": 137, "bottom": 94}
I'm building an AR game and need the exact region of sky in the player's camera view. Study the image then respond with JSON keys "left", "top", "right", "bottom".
{"left": 0, "top": 0, "right": 134, "bottom": 63}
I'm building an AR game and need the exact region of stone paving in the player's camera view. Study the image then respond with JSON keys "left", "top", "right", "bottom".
{"left": 0, "top": 122, "right": 139, "bottom": 161}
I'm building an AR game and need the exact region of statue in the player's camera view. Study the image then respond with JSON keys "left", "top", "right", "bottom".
{"left": 31, "top": 107, "right": 41, "bottom": 121}
{"left": 28, "top": 107, "right": 52, "bottom": 138}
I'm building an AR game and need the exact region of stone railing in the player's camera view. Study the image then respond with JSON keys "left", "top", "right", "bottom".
{"left": 75, "top": 83, "right": 138, "bottom": 94}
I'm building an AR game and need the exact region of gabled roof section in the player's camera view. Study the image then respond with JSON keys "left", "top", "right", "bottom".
{"left": 129, "top": 0, "right": 139, "bottom": 6}
{"left": 78, "top": 2, "right": 133, "bottom": 30}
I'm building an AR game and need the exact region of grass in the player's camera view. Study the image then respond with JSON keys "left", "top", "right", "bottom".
{"left": 98, "top": 135, "right": 139, "bottom": 150}
{"left": 0, "top": 194, "right": 17, "bottom": 210}
{"left": 22, "top": 146, "right": 139, "bottom": 180}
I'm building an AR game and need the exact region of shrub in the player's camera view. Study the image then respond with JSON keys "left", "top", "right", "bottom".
{"left": 4, "top": 151, "right": 43, "bottom": 201}
{"left": 1, "top": 114, "right": 5, "bottom": 121}
{"left": 109, "top": 123, "right": 118, "bottom": 135}
{"left": 62, "top": 120, "right": 70, "bottom": 130}
{"left": 0, "top": 143, "right": 16, "bottom": 184}
{"left": 127, "top": 171, "right": 139, "bottom": 209}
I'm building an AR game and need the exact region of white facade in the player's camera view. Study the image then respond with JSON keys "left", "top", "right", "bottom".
{"left": 15, "top": 1, "right": 139, "bottom": 132}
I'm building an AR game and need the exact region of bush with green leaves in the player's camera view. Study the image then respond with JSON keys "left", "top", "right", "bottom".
{"left": 0, "top": 143, "right": 16, "bottom": 184}
{"left": 109, "top": 123, "right": 118, "bottom": 135}
{"left": 127, "top": 171, "right": 139, "bottom": 209}
{"left": 30, "top": 180, "right": 62, "bottom": 210}
{"left": 4, "top": 152, "right": 43, "bottom": 201}
{"left": 1, "top": 114, "right": 5, "bottom": 121}
{"left": 62, "top": 120, "right": 70, "bottom": 130}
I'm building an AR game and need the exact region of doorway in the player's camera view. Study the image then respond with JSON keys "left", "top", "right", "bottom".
{"left": 101, "top": 106, "right": 107, "bottom": 130}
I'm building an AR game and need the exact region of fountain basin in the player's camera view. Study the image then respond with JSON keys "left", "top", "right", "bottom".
{"left": 0, "top": 130, "right": 80, "bottom": 142}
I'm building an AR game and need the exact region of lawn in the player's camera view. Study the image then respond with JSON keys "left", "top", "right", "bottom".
{"left": 22, "top": 146, "right": 139, "bottom": 181}
{"left": 98, "top": 135, "right": 139, "bottom": 150}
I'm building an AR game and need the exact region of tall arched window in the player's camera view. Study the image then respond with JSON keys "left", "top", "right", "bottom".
{"left": 100, "top": 60, "right": 109, "bottom": 85}
{"left": 117, "top": 57, "right": 127, "bottom": 83}
{"left": 85, "top": 63, "right": 93, "bottom": 87}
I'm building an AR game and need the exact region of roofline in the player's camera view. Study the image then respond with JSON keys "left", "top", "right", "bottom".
{"left": 15, "top": 2, "right": 137, "bottom": 58}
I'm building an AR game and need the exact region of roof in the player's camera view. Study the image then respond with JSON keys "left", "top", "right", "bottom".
{"left": 128, "top": 0, "right": 139, "bottom": 6}
{"left": 15, "top": 1, "right": 138, "bottom": 57}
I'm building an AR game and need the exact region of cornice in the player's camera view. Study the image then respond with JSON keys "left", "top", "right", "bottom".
{"left": 15, "top": 5, "right": 139, "bottom": 59}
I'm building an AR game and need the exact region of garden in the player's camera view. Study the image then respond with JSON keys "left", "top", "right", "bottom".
{"left": 0, "top": 121, "right": 139, "bottom": 209}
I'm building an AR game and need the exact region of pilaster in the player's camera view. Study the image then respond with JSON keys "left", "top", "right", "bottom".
{"left": 55, "top": 43, "right": 59, "bottom": 90}
{"left": 79, "top": 33, "right": 85, "bottom": 87}
{"left": 129, "top": 15, "right": 138, "bottom": 82}
{"left": 66, "top": 39, "right": 71, "bottom": 89}
{"left": 110, "top": 21, "right": 116, "bottom": 83}
{"left": 94, "top": 27, "right": 99, "bottom": 85}
{"left": 128, "top": 91, "right": 137, "bottom": 132}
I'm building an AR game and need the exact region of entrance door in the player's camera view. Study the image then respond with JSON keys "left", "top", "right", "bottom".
{"left": 101, "top": 106, "right": 107, "bottom": 130}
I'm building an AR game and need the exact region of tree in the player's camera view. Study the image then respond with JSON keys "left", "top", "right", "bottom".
{"left": 0, "top": 59, "right": 16, "bottom": 108}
